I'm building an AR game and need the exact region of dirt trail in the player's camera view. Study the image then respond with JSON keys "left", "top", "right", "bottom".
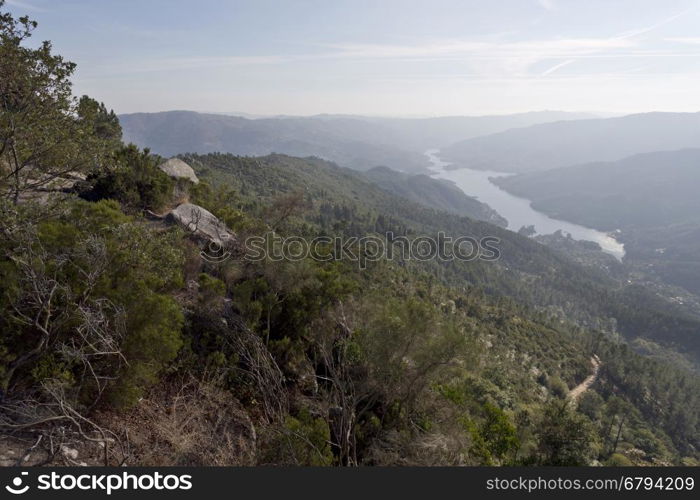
{"left": 568, "top": 355, "right": 601, "bottom": 402}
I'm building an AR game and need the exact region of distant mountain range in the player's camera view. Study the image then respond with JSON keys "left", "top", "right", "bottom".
{"left": 118, "top": 110, "right": 592, "bottom": 173}
{"left": 442, "top": 112, "right": 700, "bottom": 173}
{"left": 353, "top": 111, "right": 595, "bottom": 152}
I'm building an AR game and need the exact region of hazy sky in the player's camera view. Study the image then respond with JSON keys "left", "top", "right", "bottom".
{"left": 6, "top": 0, "right": 700, "bottom": 116}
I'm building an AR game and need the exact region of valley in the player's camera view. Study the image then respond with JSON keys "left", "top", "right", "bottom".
{"left": 1, "top": 1, "right": 700, "bottom": 470}
{"left": 493, "top": 149, "right": 700, "bottom": 297}
{"left": 424, "top": 149, "right": 625, "bottom": 260}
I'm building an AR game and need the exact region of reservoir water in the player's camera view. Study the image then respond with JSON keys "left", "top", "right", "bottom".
{"left": 425, "top": 149, "right": 625, "bottom": 260}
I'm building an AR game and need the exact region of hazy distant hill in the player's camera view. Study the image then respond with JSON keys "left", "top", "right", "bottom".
{"left": 119, "top": 111, "right": 428, "bottom": 172}
{"left": 365, "top": 111, "right": 595, "bottom": 151}
{"left": 364, "top": 166, "right": 507, "bottom": 226}
{"left": 494, "top": 149, "right": 700, "bottom": 230}
{"left": 119, "top": 110, "right": 592, "bottom": 173}
{"left": 442, "top": 112, "right": 700, "bottom": 173}
{"left": 494, "top": 148, "right": 700, "bottom": 294}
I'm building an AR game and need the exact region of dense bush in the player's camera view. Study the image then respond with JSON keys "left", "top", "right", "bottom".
{"left": 0, "top": 199, "right": 184, "bottom": 410}
{"left": 84, "top": 144, "right": 174, "bottom": 211}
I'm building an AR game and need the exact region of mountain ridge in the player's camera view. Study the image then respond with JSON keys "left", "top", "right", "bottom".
{"left": 119, "top": 110, "right": 595, "bottom": 173}
{"left": 442, "top": 112, "right": 700, "bottom": 173}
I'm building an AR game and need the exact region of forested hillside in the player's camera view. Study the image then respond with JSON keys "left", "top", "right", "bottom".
{"left": 363, "top": 166, "right": 507, "bottom": 226}
{"left": 0, "top": 5, "right": 698, "bottom": 467}
{"left": 185, "top": 152, "right": 700, "bottom": 366}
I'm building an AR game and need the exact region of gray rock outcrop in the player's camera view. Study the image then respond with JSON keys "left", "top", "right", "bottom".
{"left": 167, "top": 203, "right": 234, "bottom": 246}
{"left": 158, "top": 158, "right": 199, "bottom": 184}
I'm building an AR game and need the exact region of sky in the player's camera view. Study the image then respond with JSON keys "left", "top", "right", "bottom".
{"left": 5, "top": 0, "right": 700, "bottom": 116}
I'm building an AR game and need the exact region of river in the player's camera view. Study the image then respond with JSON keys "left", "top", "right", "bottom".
{"left": 425, "top": 149, "right": 625, "bottom": 260}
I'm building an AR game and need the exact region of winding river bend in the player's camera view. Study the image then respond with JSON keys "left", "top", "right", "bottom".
{"left": 425, "top": 149, "right": 625, "bottom": 260}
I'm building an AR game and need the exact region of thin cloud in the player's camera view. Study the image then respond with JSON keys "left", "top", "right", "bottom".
{"left": 88, "top": 36, "right": 639, "bottom": 78}
{"left": 86, "top": 29, "right": 700, "bottom": 83}
{"left": 323, "top": 38, "right": 636, "bottom": 78}
{"left": 614, "top": 7, "right": 694, "bottom": 40}
{"left": 541, "top": 59, "right": 575, "bottom": 76}
{"left": 326, "top": 38, "right": 635, "bottom": 60}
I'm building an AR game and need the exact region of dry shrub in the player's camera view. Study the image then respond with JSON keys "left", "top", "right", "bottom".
{"left": 105, "top": 376, "right": 257, "bottom": 466}
{"left": 363, "top": 429, "right": 470, "bottom": 466}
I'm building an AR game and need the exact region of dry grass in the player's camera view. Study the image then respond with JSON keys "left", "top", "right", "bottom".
{"left": 101, "top": 376, "right": 257, "bottom": 466}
